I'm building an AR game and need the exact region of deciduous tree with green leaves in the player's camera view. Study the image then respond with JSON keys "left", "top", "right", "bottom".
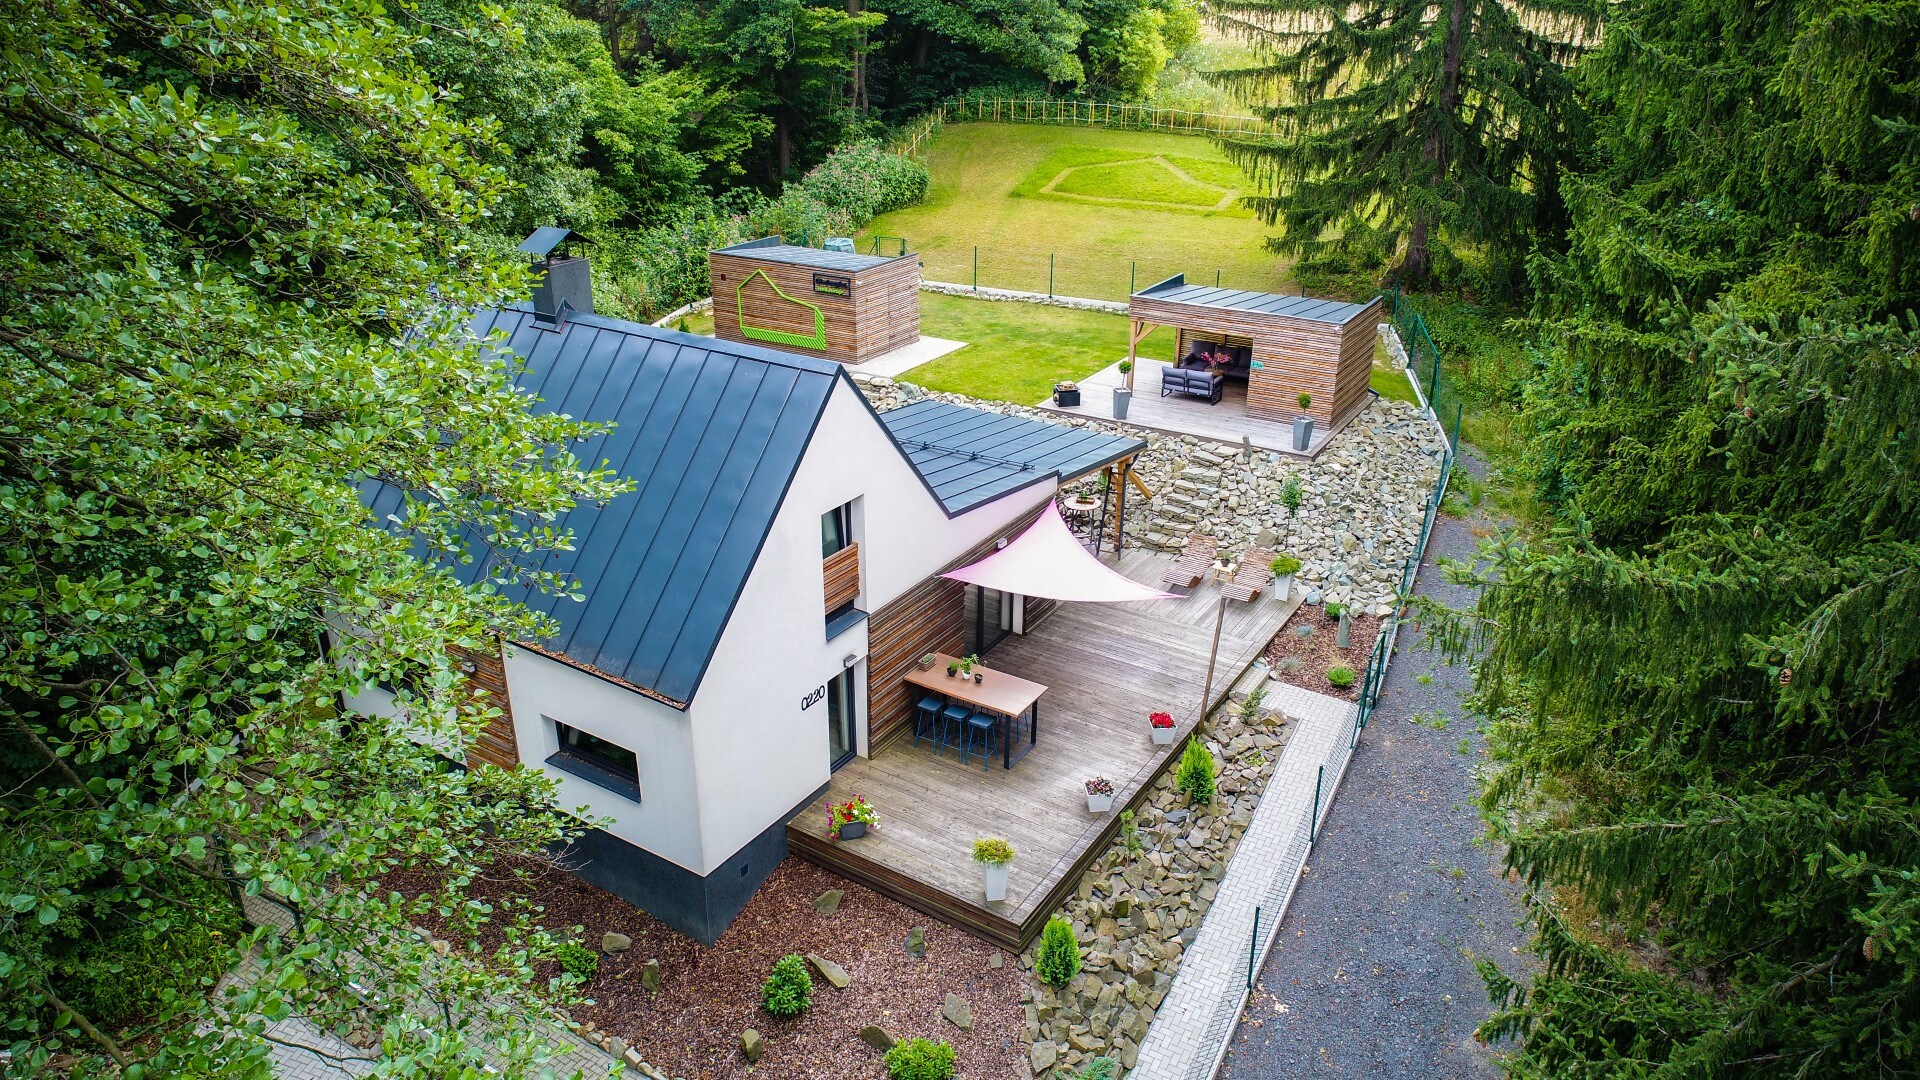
{"left": 1432, "top": 1, "right": 1920, "bottom": 1072}
{"left": 0, "top": 0, "right": 627, "bottom": 1072}
{"left": 1208, "top": 0, "right": 1594, "bottom": 290}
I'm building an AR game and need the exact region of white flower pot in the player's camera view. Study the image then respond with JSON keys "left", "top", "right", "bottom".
{"left": 1273, "top": 573, "right": 1294, "bottom": 601}
{"left": 1150, "top": 725, "right": 1176, "bottom": 745}
{"left": 1086, "top": 792, "right": 1114, "bottom": 814}
{"left": 982, "top": 862, "right": 1010, "bottom": 902}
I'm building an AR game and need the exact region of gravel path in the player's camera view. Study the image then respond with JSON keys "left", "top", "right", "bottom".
{"left": 1218, "top": 465, "right": 1530, "bottom": 1079}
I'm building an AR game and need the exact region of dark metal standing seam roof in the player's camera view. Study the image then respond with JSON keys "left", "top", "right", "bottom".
{"left": 1134, "top": 278, "right": 1373, "bottom": 325}
{"left": 714, "top": 236, "right": 902, "bottom": 273}
{"left": 363, "top": 306, "right": 841, "bottom": 709}
{"left": 879, "top": 400, "right": 1146, "bottom": 515}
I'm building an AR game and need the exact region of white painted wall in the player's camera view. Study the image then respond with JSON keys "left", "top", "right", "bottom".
{"left": 501, "top": 646, "right": 705, "bottom": 873}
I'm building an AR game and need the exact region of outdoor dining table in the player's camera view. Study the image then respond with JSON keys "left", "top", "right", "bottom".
{"left": 904, "top": 652, "right": 1047, "bottom": 769}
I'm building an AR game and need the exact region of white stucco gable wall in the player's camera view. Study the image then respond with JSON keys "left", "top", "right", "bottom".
{"left": 683, "top": 377, "right": 1058, "bottom": 872}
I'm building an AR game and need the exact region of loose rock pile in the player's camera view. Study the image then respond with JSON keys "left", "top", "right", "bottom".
{"left": 1015, "top": 693, "right": 1293, "bottom": 1076}
{"left": 852, "top": 375, "right": 1447, "bottom": 617}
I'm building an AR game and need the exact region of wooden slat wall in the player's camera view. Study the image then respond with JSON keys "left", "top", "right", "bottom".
{"left": 1130, "top": 294, "right": 1383, "bottom": 425}
{"left": 453, "top": 641, "right": 519, "bottom": 770}
{"left": 709, "top": 251, "right": 921, "bottom": 364}
{"left": 823, "top": 542, "right": 861, "bottom": 612}
{"left": 864, "top": 503, "right": 1049, "bottom": 749}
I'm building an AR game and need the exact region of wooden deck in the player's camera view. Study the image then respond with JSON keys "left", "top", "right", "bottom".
{"left": 788, "top": 548, "right": 1303, "bottom": 949}
{"left": 1032, "top": 358, "right": 1372, "bottom": 458}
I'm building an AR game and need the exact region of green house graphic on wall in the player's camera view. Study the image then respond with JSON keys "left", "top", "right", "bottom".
{"left": 737, "top": 269, "right": 828, "bottom": 351}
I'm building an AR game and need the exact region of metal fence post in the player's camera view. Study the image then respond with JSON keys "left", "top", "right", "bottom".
{"left": 1048, "top": 253, "right": 1055, "bottom": 299}
{"left": 1310, "top": 765, "right": 1324, "bottom": 842}
{"left": 1247, "top": 906, "right": 1262, "bottom": 988}
{"left": 1130, "top": 260, "right": 1136, "bottom": 296}
{"left": 972, "top": 246, "right": 978, "bottom": 291}
{"left": 1216, "top": 269, "right": 1222, "bottom": 288}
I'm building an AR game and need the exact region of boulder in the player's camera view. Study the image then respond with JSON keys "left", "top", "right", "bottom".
{"left": 740, "top": 1029, "right": 762, "bottom": 1064}
{"left": 858, "top": 1025, "right": 897, "bottom": 1052}
{"left": 805, "top": 953, "right": 850, "bottom": 989}
{"left": 1030, "top": 1042, "right": 1059, "bottom": 1074}
{"left": 904, "top": 926, "right": 927, "bottom": 957}
{"left": 641, "top": 958, "right": 663, "bottom": 992}
{"left": 813, "top": 889, "right": 844, "bottom": 914}
{"left": 942, "top": 993, "right": 973, "bottom": 1031}
{"left": 601, "top": 931, "right": 632, "bottom": 953}
{"left": 988, "top": 951, "right": 1004, "bottom": 969}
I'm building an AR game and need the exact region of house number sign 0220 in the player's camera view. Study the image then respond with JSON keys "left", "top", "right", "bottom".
{"left": 801, "top": 684, "right": 826, "bottom": 711}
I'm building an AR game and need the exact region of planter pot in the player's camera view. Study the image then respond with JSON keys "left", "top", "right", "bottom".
{"left": 1112, "top": 387, "right": 1133, "bottom": 421}
{"left": 1054, "top": 387, "right": 1081, "bottom": 408}
{"left": 837, "top": 821, "right": 868, "bottom": 840}
{"left": 1273, "top": 574, "right": 1294, "bottom": 601}
{"left": 973, "top": 673, "right": 984, "bottom": 684}
{"left": 946, "top": 669, "right": 958, "bottom": 678}
{"left": 1150, "top": 724, "right": 1177, "bottom": 746}
{"left": 1292, "top": 415, "right": 1315, "bottom": 451}
{"left": 1086, "top": 792, "right": 1114, "bottom": 814}
{"left": 917, "top": 656, "right": 936, "bottom": 670}
{"left": 982, "top": 862, "right": 1010, "bottom": 902}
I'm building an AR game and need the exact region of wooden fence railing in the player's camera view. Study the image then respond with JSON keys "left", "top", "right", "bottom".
{"left": 890, "top": 97, "right": 1277, "bottom": 158}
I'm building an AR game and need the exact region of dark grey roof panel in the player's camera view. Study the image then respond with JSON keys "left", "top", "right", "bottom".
{"left": 880, "top": 401, "right": 1145, "bottom": 515}
{"left": 715, "top": 236, "right": 901, "bottom": 273}
{"left": 369, "top": 306, "right": 840, "bottom": 707}
{"left": 518, "top": 227, "right": 582, "bottom": 256}
{"left": 1134, "top": 279, "right": 1374, "bottom": 325}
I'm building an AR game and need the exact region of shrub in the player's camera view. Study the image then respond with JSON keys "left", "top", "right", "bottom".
{"left": 1279, "top": 472, "right": 1304, "bottom": 515}
{"left": 1118, "top": 809, "right": 1142, "bottom": 854}
{"left": 1298, "top": 392, "right": 1312, "bottom": 410}
{"left": 761, "top": 952, "right": 814, "bottom": 1017}
{"left": 1326, "top": 665, "right": 1358, "bottom": 688}
{"left": 1324, "top": 602, "right": 1346, "bottom": 619}
{"left": 54, "top": 904, "right": 238, "bottom": 1029}
{"left": 972, "top": 837, "right": 1016, "bottom": 865}
{"left": 553, "top": 940, "right": 600, "bottom": 983}
{"left": 1035, "top": 916, "right": 1082, "bottom": 985}
{"left": 1269, "top": 554, "right": 1302, "bottom": 577}
{"left": 885, "top": 1037, "right": 957, "bottom": 1080}
{"left": 1175, "top": 738, "right": 1217, "bottom": 803}
{"left": 1069, "top": 1058, "right": 1119, "bottom": 1080}
{"left": 797, "top": 139, "right": 930, "bottom": 223}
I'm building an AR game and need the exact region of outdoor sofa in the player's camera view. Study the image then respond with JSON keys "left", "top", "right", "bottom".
{"left": 1160, "top": 364, "right": 1224, "bottom": 404}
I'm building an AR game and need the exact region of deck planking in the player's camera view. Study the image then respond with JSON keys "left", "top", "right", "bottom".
{"left": 788, "top": 548, "right": 1303, "bottom": 948}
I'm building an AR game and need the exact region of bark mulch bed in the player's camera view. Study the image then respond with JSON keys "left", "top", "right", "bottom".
{"left": 389, "top": 857, "right": 1027, "bottom": 1080}
{"left": 1261, "top": 607, "right": 1383, "bottom": 701}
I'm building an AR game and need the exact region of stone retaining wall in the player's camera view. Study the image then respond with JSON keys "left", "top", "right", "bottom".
{"left": 920, "top": 280, "right": 1130, "bottom": 314}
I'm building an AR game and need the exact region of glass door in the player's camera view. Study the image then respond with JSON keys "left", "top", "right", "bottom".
{"left": 967, "top": 585, "right": 1013, "bottom": 656}
{"left": 826, "top": 668, "right": 857, "bottom": 770}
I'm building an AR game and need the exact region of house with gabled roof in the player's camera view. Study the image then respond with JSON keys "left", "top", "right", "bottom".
{"left": 338, "top": 238, "right": 1144, "bottom": 941}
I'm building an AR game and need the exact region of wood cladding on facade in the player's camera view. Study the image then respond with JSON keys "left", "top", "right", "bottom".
{"left": 823, "top": 542, "right": 861, "bottom": 613}
{"left": 863, "top": 504, "right": 1048, "bottom": 750}
{"left": 709, "top": 241, "right": 921, "bottom": 365}
{"left": 453, "top": 641, "right": 520, "bottom": 771}
{"left": 1129, "top": 290, "right": 1384, "bottom": 427}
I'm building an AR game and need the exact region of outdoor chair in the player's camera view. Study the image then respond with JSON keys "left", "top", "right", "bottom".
{"left": 1221, "top": 546, "right": 1275, "bottom": 603}
{"left": 1160, "top": 365, "right": 1223, "bottom": 405}
{"left": 1159, "top": 533, "right": 1219, "bottom": 589}
{"left": 960, "top": 710, "right": 998, "bottom": 770}
{"left": 913, "top": 694, "right": 946, "bottom": 751}
{"left": 938, "top": 700, "right": 972, "bottom": 757}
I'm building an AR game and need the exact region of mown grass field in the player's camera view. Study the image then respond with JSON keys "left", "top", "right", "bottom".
{"left": 859, "top": 124, "right": 1290, "bottom": 302}
{"left": 908, "top": 292, "right": 1175, "bottom": 403}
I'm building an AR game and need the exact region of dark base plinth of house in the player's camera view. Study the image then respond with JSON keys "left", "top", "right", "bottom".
{"left": 552, "top": 784, "right": 826, "bottom": 944}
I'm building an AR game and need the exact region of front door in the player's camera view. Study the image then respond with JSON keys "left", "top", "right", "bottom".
{"left": 826, "top": 668, "right": 857, "bottom": 770}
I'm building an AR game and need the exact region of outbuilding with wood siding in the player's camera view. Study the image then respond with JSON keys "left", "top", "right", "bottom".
{"left": 709, "top": 236, "right": 921, "bottom": 364}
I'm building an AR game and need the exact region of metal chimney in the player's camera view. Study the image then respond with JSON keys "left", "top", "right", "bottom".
{"left": 519, "top": 228, "right": 594, "bottom": 326}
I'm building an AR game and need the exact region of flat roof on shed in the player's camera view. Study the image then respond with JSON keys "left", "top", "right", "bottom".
{"left": 1134, "top": 276, "right": 1374, "bottom": 326}
{"left": 715, "top": 236, "right": 903, "bottom": 273}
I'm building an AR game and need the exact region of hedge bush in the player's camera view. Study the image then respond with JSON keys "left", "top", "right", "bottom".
{"left": 761, "top": 952, "right": 814, "bottom": 1017}
{"left": 796, "top": 140, "right": 929, "bottom": 225}
{"left": 1175, "top": 737, "right": 1217, "bottom": 803}
{"left": 1035, "top": 916, "right": 1082, "bottom": 985}
{"left": 885, "top": 1036, "right": 957, "bottom": 1080}
{"left": 553, "top": 940, "right": 599, "bottom": 983}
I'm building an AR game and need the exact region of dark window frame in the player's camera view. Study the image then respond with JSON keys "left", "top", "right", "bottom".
{"left": 545, "top": 719, "right": 642, "bottom": 803}
{"left": 821, "top": 502, "right": 854, "bottom": 558}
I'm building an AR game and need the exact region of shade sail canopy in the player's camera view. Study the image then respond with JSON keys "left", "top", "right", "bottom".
{"left": 942, "top": 503, "right": 1180, "bottom": 602}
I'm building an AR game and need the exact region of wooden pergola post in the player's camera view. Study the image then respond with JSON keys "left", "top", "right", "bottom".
{"left": 1125, "top": 318, "right": 1156, "bottom": 392}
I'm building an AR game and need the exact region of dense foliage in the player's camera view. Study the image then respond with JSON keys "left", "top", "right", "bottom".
{"left": 0, "top": 0, "right": 624, "bottom": 1071}
{"left": 761, "top": 953, "right": 815, "bottom": 1016}
{"left": 1438, "top": 0, "right": 1920, "bottom": 1073}
{"left": 1035, "top": 916, "right": 1083, "bottom": 985}
{"left": 1175, "top": 738, "right": 1217, "bottom": 803}
{"left": 885, "top": 1036, "right": 958, "bottom": 1080}
{"left": 1209, "top": 0, "right": 1594, "bottom": 291}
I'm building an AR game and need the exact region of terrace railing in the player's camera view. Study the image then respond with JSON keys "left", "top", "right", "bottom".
{"left": 939, "top": 96, "right": 1277, "bottom": 136}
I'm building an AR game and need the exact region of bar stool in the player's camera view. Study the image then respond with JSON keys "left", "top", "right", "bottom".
{"left": 960, "top": 710, "right": 998, "bottom": 771}
{"left": 939, "top": 700, "right": 973, "bottom": 758}
{"left": 912, "top": 694, "right": 946, "bottom": 750}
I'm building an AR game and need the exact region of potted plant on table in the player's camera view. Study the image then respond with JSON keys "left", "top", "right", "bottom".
{"left": 919, "top": 653, "right": 937, "bottom": 671}
{"left": 1114, "top": 361, "right": 1133, "bottom": 420}
{"left": 827, "top": 795, "right": 879, "bottom": 840}
{"left": 1293, "top": 392, "right": 1315, "bottom": 451}
{"left": 973, "top": 837, "right": 1016, "bottom": 902}
{"left": 1084, "top": 777, "right": 1115, "bottom": 814}
{"left": 1149, "top": 711, "right": 1177, "bottom": 746}
{"left": 960, "top": 653, "right": 983, "bottom": 683}
{"left": 1269, "top": 554, "right": 1302, "bottom": 601}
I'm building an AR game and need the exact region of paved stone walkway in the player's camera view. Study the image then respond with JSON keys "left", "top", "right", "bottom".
{"left": 1132, "top": 678, "right": 1361, "bottom": 1078}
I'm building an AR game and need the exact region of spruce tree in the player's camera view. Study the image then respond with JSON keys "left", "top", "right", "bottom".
{"left": 1206, "top": 0, "right": 1593, "bottom": 289}
{"left": 1438, "top": 0, "right": 1920, "bottom": 1072}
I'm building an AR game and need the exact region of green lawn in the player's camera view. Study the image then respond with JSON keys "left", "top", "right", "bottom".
{"left": 860, "top": 124, "right": 1291, "bottom": 302}
{"left": 1369, "top": 365, "right": 1420, "bottom": 404}
{"left": 903, "top": 292, "right": 1175, "bottom": 403}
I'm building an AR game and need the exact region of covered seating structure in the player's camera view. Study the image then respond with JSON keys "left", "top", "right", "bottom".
{"left": 1126, "top": 275, "right": 1384, "bottom": 429}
